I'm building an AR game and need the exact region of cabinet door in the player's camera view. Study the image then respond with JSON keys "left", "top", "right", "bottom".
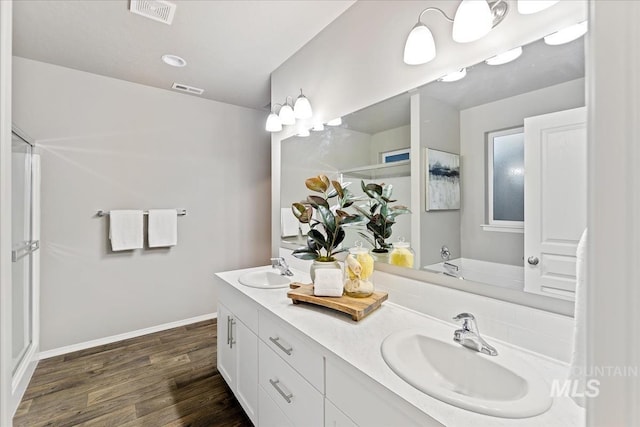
{"left": 217, "top": 303, "right": 236, "bottom": 390}
{"left": 325, "top": 399, "right": 357, "bottom": 427}
{"left": 235, "top": 319, "right": 258, "bottom": 424}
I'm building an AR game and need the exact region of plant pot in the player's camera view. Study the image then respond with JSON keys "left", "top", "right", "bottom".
{"left": 310, "top": 259, "right": 342, "bottom": 283}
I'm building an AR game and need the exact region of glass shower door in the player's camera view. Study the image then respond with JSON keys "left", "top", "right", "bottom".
{"left": 11, "top": 131, "right": 35, "bottom": 374}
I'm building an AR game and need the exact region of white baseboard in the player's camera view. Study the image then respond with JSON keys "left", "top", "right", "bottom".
{"left": 38, "top": 312, "right": 217, "bottom": 360}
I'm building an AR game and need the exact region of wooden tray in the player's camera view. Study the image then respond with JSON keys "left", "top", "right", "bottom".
{"left": 287, "top": 283, "right": 388, "bottom": 321}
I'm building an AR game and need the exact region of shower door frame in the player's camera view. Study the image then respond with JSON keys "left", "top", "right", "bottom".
{"left": 9, "top": 126, "right": 40, "bottom": 417}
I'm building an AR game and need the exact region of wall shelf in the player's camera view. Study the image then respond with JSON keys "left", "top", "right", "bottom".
{"left": 340, "top": 160, "right": 410, "bottom": 179}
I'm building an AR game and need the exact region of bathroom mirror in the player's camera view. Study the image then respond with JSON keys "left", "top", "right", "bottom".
{"left": 279, "top": 36, "right": 585, "bottom": 316}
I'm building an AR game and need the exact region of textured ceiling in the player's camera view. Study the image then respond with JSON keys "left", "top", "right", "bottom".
{"left": 13, "top": 0, "right": 355, "bottom": 109}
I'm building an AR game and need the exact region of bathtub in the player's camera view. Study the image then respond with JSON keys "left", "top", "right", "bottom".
{"left": 423, "top": 257, "right": 524, "bottom": 290}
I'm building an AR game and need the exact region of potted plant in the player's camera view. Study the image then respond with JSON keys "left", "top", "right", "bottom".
{"left": 354, "top": 181, "right": 411, "bottom": 262}
{"left": 291, "top": 175, "right": 362, "bottom": 279}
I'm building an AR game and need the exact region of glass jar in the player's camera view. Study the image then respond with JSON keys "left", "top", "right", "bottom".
{"left": 344, "top": 244, "right": 374, "bottom": 298}
{"left": 389, "top": 239, "right": 415, "bottom": 268}
{"left": 370, "top": 249, "right": 390, "bottom": 264}
{"left": 310, "top": 259, "right": 341, "bottom": 283}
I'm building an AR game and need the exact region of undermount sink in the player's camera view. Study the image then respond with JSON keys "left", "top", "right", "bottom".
{"left": 238, "top": 269, "right": 291, "bottom": 289}
{"left": 381, "top": 329, "right": 552, "bottom": 418}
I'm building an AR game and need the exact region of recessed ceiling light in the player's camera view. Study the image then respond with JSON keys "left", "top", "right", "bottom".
{"left": 485, "top": 46, "right": 523, "bottom": 66}
{"left": 162, "top": 54, "right": 187, "bottom": 67}
{"left": 438, "top": 68, "right": 467, "bottom": 82}
{"left": 544, "top": 21, "right": 588, "bottom": 46}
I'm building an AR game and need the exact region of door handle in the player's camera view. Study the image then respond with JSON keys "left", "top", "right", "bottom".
{"left": 11, "top": 240, "right": 39, "bottom": 262}
{"left": 226, "top": 316, "right": 232, "bottom": 346}
{"left": 527, "top": 256, "right": 539, "bottom": 266}
{"left": 229, "top": 318, "right": 236, "bottom": 349}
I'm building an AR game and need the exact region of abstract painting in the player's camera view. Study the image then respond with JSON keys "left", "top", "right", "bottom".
{"left": 426, "top": 148, "right": 460, "bottom": 211}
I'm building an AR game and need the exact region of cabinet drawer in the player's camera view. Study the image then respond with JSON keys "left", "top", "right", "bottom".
{"left": 259, "top": 310, "right": 324, "bottom": 391}
{"left": 259, "top": 341, "right": 323, "bottom": 427}
{"left": 259, "top": 385, "right": 294, "bottom": 427}
{"left": 217, "top": 278, "right": 259, "bottom": 331}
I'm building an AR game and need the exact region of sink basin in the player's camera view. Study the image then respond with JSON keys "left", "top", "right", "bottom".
{"left": 381, "top": 329, "right": 552, "bottom": 418}
{"left": 238, "top": 270, "right": 291, "bottom": 289}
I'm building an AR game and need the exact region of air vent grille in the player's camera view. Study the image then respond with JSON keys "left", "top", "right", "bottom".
{"left": 172, "top": 83, "right": 204, "bottom": 95}
{"left": 130, "top": 0, "right": 176, "bottom": 25}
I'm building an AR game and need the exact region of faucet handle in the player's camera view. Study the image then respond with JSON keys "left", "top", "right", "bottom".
{"left": 453, "top": 312, "right": 477, "bottom": 332}
{"left": 453, "top": 312, "right": 475, "bottom": 322}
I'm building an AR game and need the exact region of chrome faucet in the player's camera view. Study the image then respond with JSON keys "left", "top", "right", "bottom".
{"left": 270, "top": 257, "right": 294, "bottom": 276}
{"left": 452, "top": 313, "right": 498, "bottom": 356}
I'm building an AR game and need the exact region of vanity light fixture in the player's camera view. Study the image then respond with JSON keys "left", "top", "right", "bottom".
{"left": 516, "top": 0, "right": 559, "bottom": 15}
{"left": 403, "top": 1, "right": 509, "bottom": 65}
{"left": 327, "top": 117, "right": 342, "bottom": 126}
{"left": 265, "top": 89, "right": 314, "bottom": 132}
{"left": 161, "top": 54, "right": 187, "bottom": 67}
{"left": 278, "top": 97, "right": 296, "bottom": 126}
{"left": 485, "top": 46, "right": 523, "bottom": 65}
{"left": 293, "top": 89, "right": 313, "bottom": 119}
{"left": 438, "top": 68, "right": 467, "bottom": 82}
{"left": 544, "top": 21, "right": 588, "bottom": 46}
{"left": 265, "top": 108, "right": 283, "bottom": 132}
{"left": 452, "top": 0, "right": 493, "bottom": 43}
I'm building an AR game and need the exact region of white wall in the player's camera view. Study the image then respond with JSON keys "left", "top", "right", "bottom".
{"left": 419, "top": 96, "right": 460, "bottom": 266}
{"left": 280, "top": 128, "right": 371, "bottom": 210}
{"left": 459, "top": 79, "right": 585, "bottom": 266}
{"left": 369, "top": 125, "right": 410, "bottom": 164}
{"left": 12, "top": 57, "right": 271, "bottom": 352}
{"left": 587, "top": 1, "right": 640, "bottom": 424}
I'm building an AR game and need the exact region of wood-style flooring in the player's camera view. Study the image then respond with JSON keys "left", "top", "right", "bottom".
{"left": 13, "top": 319, "right": 253, "bottom": 427}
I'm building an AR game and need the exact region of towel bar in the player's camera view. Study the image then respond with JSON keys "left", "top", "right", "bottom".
{"left": 96, "top": 209, "right": 187, "bottom": 217}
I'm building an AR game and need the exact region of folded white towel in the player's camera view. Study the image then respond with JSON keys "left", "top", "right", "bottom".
{"left": 109, "top": 210, "right": 143, "bottom": 251}
{"left": 148, "top": 209, "right": 178, "bottom": 248}
{"left": 281, "top": 208, "right": 299, "bottom": 238}
{"left": 313, "top": 268, "right": 344, "bottom": 297}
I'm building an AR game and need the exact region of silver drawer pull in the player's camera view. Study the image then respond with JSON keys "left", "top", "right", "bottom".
{"left": 269, "top": 336, "right": 293, "bottom": 355}
{"left": 269, "top": 379, "right": 293, "bottom": 404}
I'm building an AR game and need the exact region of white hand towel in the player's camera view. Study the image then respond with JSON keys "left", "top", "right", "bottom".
{"left": 569, "top": 228, "right": 588, "bottom": 407}
{"left": 109, "top": 210, "right": 143, "bottom": 251}
{"left": 148, "top": 209, "right": 178, "bottom": 248}
{"left": 281, "top": 208, "right": 299, "bottom": 238}
{"left": 313, "top": 268, "right": 344, "bottom": 297}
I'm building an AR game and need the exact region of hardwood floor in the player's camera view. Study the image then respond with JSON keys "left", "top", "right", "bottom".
{"left": 13, "top": 319, "right": 253, "bottom": 427}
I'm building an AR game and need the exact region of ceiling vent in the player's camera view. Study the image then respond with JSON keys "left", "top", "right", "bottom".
{"left": 172, "top": 83, "right": 204, "bottom": 95}
{"left": 130, "top": 0, "right": 176, "bottom": 25}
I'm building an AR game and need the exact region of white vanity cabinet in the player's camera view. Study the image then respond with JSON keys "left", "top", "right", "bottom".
{"left": 217, "top": 287, "right": 259, "bottom": 425}
{"left": 325, "top": 356, "right": 442, "bottom": 427}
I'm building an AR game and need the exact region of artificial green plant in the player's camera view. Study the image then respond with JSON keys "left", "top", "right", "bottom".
{"left": 354, "top": 181, "right": 411, "bottom": 252}
{"left": 291, "top": 175, "right": 362, "bottom": 262}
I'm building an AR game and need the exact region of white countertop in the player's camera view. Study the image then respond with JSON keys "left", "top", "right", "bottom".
{"left": 215, "top": 265, "right": 584, "bottom": 427}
